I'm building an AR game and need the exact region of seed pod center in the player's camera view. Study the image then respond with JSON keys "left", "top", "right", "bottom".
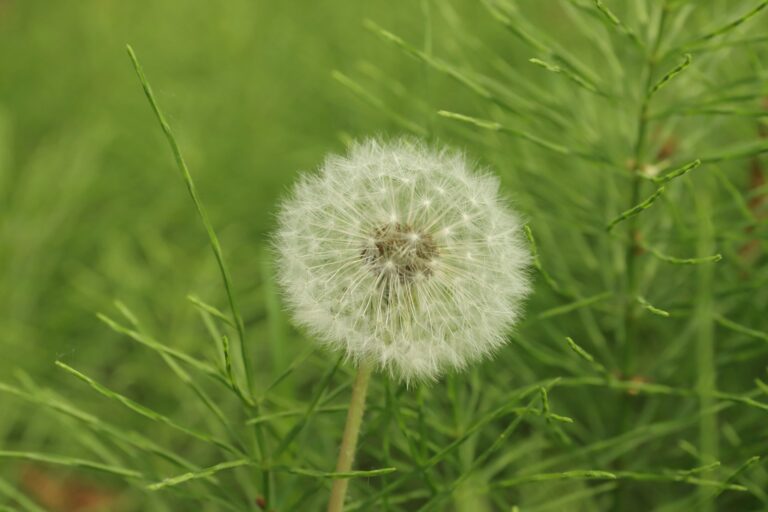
{"left": 362, "top": 223, "right": 438, "bottom": 282}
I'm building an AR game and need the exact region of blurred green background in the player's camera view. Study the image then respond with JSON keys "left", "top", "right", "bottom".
{"left": 2, "top": 0, "right": 768, "bottom": 510}
{"left": 0, "top": 0, "right": 410, "bottom": 373}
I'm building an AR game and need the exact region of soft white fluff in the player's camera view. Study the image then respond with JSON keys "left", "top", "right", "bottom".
{"left": 275, "top": 138, "right": 531, "bottom": 382}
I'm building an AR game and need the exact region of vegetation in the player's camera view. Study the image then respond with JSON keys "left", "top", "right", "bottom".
{"left": 1, "top": 1, "right": 767, "bottom": 510}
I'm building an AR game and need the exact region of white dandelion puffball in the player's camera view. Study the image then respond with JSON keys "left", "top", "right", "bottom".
{"left": 275, "top": 138, "right": 531, "bottom": 382}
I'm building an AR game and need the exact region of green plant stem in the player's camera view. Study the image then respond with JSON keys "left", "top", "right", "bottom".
{"left": 125, "top": 45, "right": 253, "bottom": 394}
{"left": 615, "top": 5, "right": 668, "bottom": 510}
{"left": 621, "top": 3, "right": 668, "bottom": 377}
{"left": 125, "top": 44, "right": 269, "bottom": 506}
{"left": 328, "top": 362, "right": 373, "bottom": 512}
{"left": 694, "top": 176, "right": 718, "bottom": 512}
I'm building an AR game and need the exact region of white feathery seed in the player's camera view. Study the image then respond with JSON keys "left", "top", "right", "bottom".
{"left": 274, "top": 138, "right": 531, "bottom": 382}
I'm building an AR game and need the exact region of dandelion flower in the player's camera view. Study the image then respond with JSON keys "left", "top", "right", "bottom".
{"left": 275, "top": 138, "right": 531, "bottom": 382}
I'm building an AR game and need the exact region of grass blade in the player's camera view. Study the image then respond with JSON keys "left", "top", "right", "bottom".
{"left": 55, "top": 361, "right": 241, "bottom": 456}
{"left": 606, "top": 186, "right": 665, "bottom": 231}
{"left": 125, "top": 45, "right": 253, "bottom": 394}
{"left": 0, "top": 451, "right": 142, "bottom": 479}
{"left": 148, "top": 459, "right": 251, "bottom": 491}
{"left": 648, "top": 54, "right": 692, "bottom": 97}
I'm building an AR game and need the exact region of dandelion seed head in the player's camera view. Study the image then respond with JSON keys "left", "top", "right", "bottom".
{"left": 275, "top": 138, "right": 531, "bottom": 382}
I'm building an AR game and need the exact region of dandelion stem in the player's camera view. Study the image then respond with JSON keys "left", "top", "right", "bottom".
{"left": 328, "top": 361, "right": 373, "bottom": 512}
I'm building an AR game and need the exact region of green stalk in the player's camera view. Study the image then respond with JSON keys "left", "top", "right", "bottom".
{"left": 125, "top": 44, "right": 270, "bottom": 505}
{"left": 621, "top": 2, "right": 669, "bottom": 378}
{"left": 328, "top": 362, "right": 374, "bottom": 512}
{"left": 693, "top": 176, "right": 718, "bottom": 512}
{"left": 615, "top": 4, "right": 669, "bottom": 510}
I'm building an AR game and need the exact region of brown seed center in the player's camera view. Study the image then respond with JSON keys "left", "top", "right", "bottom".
{"left": 362, "top": 223, "right": 438, "bottom": 282}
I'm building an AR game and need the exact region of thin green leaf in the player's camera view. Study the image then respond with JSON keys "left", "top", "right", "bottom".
{"left": 332, "top": 71, "right": 427, "bottom": 135}
{"left": 126, "top": 45, "right": 253, "bottom": 394}
{"left": 641, "top": 243, "right": 722, "bottom": 265}
{"left": 364, "top": 20, "right": 501, "bottom": 107}
{"left": 636, "top": 296, "right": 671, "bottom": 317}
{"left": 537, "top": 292, "right": 612, "bottom": 320}
{"left": 606, "top": 186, "right": 665, "bottom": 231}
{"left": 148, "top": 459, "right": 251, "bottom": 491}
{"left": 700, "top": 139, "right": 768, "bottom": 163}
{"left": 710, "top": 456, "right": 761, "bottom": 500}
{"left": 497, "top": 469, "right": 617, "bottom": 487}
{"left": 97, "top": 313, "right": 225, "bottom": 385}
{"left": 649, "top": 54, "right": 692, "bottom": 97}
{"left": 524, "top": 225, "right": 564, "bottom": 295}
{"left": 277, "top": 466, "right": 397, "bottom": 479}
{"left": 0, "top": 451, "right": 142, "bottom": 479}
{"left": 438, "top": 110, "right": 610, "bottom": 163}
{"left": 592, "top": 0, "right": 642, "bottom": 45}
{"left": 564, "top": 337, "right": 610, "bottom": 376}
{"left": 683, "top": 0, "right": 768, "bottom": 46}
{"left": 187, "top": 294, "right": 235, "bottom": 327}
{"left": 715, "top": 315, "right": 768, "bottom": 343}
{"left": 651, "top": 159, "right": 701, "bottom": 185}
{"left": 271, "top": 356, "right": 342, "bottom": 458}
{"left": 528, "top": 58, "right": 604, "bottom": 95}
{"left": 55, "top": 361, "right": 241, "bottom": 455}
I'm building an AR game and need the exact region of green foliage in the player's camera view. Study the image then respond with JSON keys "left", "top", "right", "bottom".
{"left": 1, "top": 0, "right": 767, "bottom": 511}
